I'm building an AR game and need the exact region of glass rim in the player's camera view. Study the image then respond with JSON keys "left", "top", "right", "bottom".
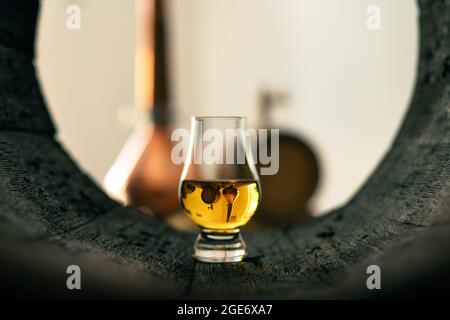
{"left": 192, "top": 116, "right": 246, "bottom": 121}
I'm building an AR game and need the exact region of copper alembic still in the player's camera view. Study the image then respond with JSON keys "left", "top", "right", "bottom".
{"left": 104, "top": 0, "right": 182, "bottom": 220}
{"left": 104, "top": 0, "right": 320, "bottom": 231}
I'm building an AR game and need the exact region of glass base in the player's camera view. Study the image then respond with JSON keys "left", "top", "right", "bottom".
{"left": 193, "top": 229, "right": 247, "bottom": 263}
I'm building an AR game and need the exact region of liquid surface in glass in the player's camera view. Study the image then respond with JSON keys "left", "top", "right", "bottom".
{"left": 180, "top": 180, "right": 259, "bottom": 230}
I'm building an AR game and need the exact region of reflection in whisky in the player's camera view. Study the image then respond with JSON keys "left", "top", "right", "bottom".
{"left": 180, "top": 180, "right": 260, "bottom": 231}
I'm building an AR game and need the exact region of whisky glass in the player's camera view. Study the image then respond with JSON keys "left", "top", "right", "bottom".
{"left": 179, "top": 117, "right": 260, "bottom": 263}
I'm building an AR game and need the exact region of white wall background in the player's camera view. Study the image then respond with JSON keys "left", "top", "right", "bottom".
{"left": 37, "top": 0, "right": 136, "bottom": 185}
{"left": 38, "top": 0, "right": 418, "bottom": 215}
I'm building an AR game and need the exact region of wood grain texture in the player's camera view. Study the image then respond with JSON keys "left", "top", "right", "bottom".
{"left": 0, "top": 0, "right": 54, "bottom": 134}
{"left": 0, "top": 0, "right": 449, "bottom": 298}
